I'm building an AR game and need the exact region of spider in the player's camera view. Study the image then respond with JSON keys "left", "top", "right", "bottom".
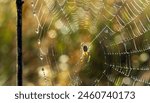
{"left": 80, "top": 43, "right": 91, "bottom": 63}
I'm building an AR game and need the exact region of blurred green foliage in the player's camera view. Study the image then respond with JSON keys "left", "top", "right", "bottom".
{"left": 0, "top": 0, "right": 16, "bottom": 85}
{"left": 0, "top": 0, "right": 150, "bottom": 86}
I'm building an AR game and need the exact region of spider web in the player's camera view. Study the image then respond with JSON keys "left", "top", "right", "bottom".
{"left": 31, "top": 0, "right": 150, "bottom": 86}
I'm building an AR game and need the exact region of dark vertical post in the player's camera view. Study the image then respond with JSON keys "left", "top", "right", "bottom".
{"left": 16, "top": 0, "right": 24, "bottom": 86}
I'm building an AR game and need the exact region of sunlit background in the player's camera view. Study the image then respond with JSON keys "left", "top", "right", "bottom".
{"left": 0, "top": 0, "right": 150, "bottom": 86}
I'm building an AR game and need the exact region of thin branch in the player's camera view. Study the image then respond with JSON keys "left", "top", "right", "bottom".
{"left": 16, "top": 0, "right": 24, "bottom": 86}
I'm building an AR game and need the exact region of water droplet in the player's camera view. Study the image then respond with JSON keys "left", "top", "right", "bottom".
{"left": 33, "top": 10, "right": 36, "bottom": 16}
{"left": 31, "top": 1, "right": 34, "bottom": 7}
{"left": 38, "top": 39, "right": 41, "bottom": 45}
{"left": 41, "top": 67, "right": 44, "bottom": 71}
{"left": 40, "top": 54, "right": 44, "bottom": 61}
{"left": 35, "top": 28, "right": 39, "bottom": 34}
